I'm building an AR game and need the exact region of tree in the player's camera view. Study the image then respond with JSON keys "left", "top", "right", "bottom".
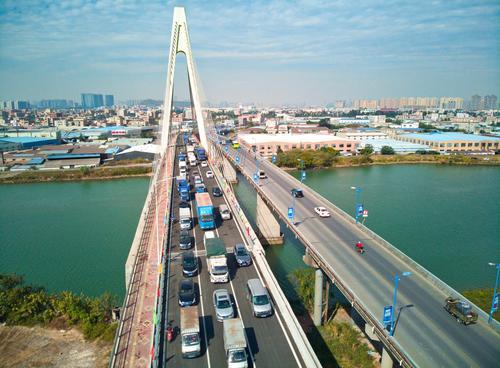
{"left": 359, "top": 144, "right": 374, "bottom": 155}
{"left": 381, "top": 146, "right": 395, "bottom": 155}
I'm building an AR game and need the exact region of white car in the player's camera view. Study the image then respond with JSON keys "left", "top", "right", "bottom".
{"left": 314, "top": 206, "right": 330, "bottom": 218}
{"left": 206, "top": 170, "right": 214, "bottom": 178}
{"left": 201, "top": 161, "right": 208, "bottom": 167}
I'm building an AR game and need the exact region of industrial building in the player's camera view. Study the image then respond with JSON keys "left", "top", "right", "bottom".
{"left": 396, "top": 132, "right": 499, "bottom": 153}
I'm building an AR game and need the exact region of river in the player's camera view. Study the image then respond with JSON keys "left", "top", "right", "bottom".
{"left": 0, "top": 165, "right": 498, "bottom": 301}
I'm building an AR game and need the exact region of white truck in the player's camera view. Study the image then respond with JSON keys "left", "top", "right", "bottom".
{"left": 204, "top": 231, "right": 228, "bottom": 283}
{"left": 179, "top": 160, "right": 187, "bottom": 175}
{"left": 181, "top": 306, "right": 201, "bottom": 359}
{"left": 179, "top": 207, "right": 192, "bottom": 230}
{"left": 223, "top": 318, "right": 248, "bottom": 368}
{"left": 188, "top": 152, "right": 197, "bottom": 167}
{"left": 186, "top": 144, "right": 195, "bottom": 153}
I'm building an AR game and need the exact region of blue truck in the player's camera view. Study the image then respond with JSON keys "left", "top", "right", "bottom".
{"left": 195, "top": 147, "right": 206, "bottom": 161}
{"left": 195, "top": 192, "right": 215, "bottom": 230}
{"left": 177, "top": 176, "right": 190, "bottom": 202}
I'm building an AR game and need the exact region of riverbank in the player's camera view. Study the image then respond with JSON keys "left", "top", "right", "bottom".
{"left": 0, "top": 164, "right": 152, "bottom": 184}
{"left": 276, "top": 150, "right": 500, "bottom": 170}
{"left": 0, "top": 325, "right": 111, "bottom": 368}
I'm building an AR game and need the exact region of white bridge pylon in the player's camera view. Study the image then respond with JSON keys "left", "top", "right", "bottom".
{"left": 160, "top": 6, "right": 208, "bottom": 152}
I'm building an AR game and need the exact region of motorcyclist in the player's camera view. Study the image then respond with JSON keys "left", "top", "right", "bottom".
{"left": 356, "top": 241, "right": 364, "bottom": 251}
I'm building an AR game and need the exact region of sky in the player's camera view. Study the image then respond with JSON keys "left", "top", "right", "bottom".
{"left": 0, "top": 0, "right": 499, "bottom": 106}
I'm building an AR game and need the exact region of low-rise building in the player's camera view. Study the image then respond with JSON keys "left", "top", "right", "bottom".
{"left": 396, "top": 132, "right": 499, "bottom": 153}
{"left": 238, "top": 133, "right": 358, "bottom": 157}
{"left": 337, "top": 130, "right": 388, "bottom": 141}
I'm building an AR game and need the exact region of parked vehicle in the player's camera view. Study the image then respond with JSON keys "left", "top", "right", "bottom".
{"left": 178, "top": 279, "right": 196, "bottom": 307}
{"left": 195, "top": 192, "right": 215, "bottom": 229}
{"left": 179, "top": 229, "right": 192, "bottom": 250}
{"left": 223, "top": 318, "right": 248, "bottom": 368}
{"left": 213, "top": 289, "right": 234, "bottom": 321}
{"left": 212, "top": 186, "right": 222, "bottom": 197}
{"left": 179, "top": 207, "right": 192, "bottom": 230}
{"left": 314, "top": 206, "right": 330, "bottom": 217}
{"left": 444, "top": 297, "right": 478, "bottom": 325}
{"left": 219, "top": 204, "right": 231, "bottom": 220}
{"left": 205, "top": 231, "right": 228, "bottom": 283}
{"left": 247, "top": 278, "right": 273, "bottom": 317}
{"left": 291, "top": 188, "right": 304, "bottom": 198}
{"left": 181, "top": 306, "right": 201, "bottom": 358}
{"left": 182, "top": 251, "right": 198, "bottom": 277}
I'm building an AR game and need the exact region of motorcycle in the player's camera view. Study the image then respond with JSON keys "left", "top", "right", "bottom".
{"left": 355, "top": 242, "right": 365, "bottom": 254}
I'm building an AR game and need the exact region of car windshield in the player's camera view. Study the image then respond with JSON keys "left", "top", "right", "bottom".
{"left": 180, "top": 235, "right": 190, "bottom": 242}
{"left": 213, "top": 266, "right": 227, "bottom": 275}
{"left": 182, "top": 333, "right": 199, "bottom": 346}
{"left": 252, "top": 295, "right": 269, "bottom": 306}
{"left": 229, "top": 350, "right": 247, "bottom": 363}
{"left": 183, "top": 257, "right": 196, "bottom": 267}
{"left": 217, "top": 298, "right": 231, "bottom": 308}
{"left": 201, "top": 215, "right": 213, "bottom": 223}
{"left": 236, "top": 248, "right": 247, "bottom": 256}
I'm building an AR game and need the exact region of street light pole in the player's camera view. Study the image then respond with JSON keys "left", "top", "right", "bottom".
{"left": 390, "top": 271, "right": 411, "bottom": 336}
{"left": 488, "top": 262, "right": 500, "bottom": 323}
{"left": 350, "top": 186, "right": 362, "bottom": 223}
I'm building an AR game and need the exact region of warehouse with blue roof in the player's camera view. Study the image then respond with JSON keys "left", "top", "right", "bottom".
{"left": 0, "top": 137, "right": 59, "bottom": 150}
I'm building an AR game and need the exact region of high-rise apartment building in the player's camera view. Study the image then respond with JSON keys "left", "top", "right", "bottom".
{"left": 470, "top": 95, "right": 482, "bottom": 110}
{"left": 483, "top": 95, "right": 497, "bottom": 110}
{"left": 105, "top": 95, "right": 114, "bottom": 107}
{"left": 439, "top": 97, "right": 463, "bottom": 110}
{"left": 81, "top": 93, "right": 104, "bottom": 108}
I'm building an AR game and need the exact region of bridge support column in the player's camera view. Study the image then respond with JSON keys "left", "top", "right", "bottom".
{"left": 313, "top": 268, "right": 324, "bottom": 326}
{"left": 364, "top": 323, "right": 380, "bottom": 341}
{"left": 223, "top": 158, "right": 237, "bottom": 183}
{"left": 381, "top": 348, "right": 394, "bottom": 368}
{"left": 256, "top": 195, "right": 284, "bottom": 245}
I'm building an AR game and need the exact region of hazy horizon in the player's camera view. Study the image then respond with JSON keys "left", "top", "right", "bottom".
{"left": 1, "top": 0, "right": 499, "bottom": 104}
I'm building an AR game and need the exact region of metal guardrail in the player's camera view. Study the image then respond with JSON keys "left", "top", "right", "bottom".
{"left": 217, "top": 142, "right": 415, "bottom": 367}
{"left": 210, "top": 142, "right": 322, "bottom": 368}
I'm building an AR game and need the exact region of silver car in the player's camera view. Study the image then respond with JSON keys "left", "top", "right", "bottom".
{"left": 213, "top": 289, "right": 234, "bottom": 321}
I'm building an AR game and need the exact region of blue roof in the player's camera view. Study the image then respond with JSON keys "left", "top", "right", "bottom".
{"left": 402, "top": 132, "right": 500, "bottom": 142}
{"left": 27, "top": 157, "right": 45, "bottom": 165}
{"left": 47, "top": 153, "right": 101, "bottom": 160}
{"left": 0, "top": 137, "right": 56, "bottom": 143}
{"left": 105, "top": 147, "right": 121, "bottom": 154}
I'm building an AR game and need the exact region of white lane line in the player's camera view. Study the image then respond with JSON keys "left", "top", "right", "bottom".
{"left": 189, "top": 176, "right": 211, "bottom": 368}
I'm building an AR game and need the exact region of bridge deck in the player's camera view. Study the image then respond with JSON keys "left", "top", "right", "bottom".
{"left": 163, "top": 143, "right": 304, "bottom": 367}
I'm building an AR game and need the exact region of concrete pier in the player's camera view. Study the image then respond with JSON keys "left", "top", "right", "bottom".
{"left": 256, "top": 194, "right": 284, "bottom": 244}
{"left": 313, "top": 269, "right": 324, "bottom": 326}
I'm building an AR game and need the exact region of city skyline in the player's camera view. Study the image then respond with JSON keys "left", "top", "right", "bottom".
{"left": 0, "top": 0, "right": 499, "bottom": 104}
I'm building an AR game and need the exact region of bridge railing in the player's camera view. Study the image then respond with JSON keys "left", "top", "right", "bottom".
{"left": 209, "top": 142, "right": 322, "bottom": 368}
{"left": 259, "top": 156, "right": 500, "bottom": 333}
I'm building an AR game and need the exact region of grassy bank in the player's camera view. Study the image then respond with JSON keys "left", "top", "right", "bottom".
{"left": 0, "top": 274, "right": 117, "bottom": 342}
{"left": 0, "top": 165, "right": 152, "bottom": 184}
{"left": 463, "top": 288, "right": 498, "bottom": 321}
{"left": 289, "top": 268, "right": 376, "bottom": 368}
{"left": 276, "top": 149, "right": 500, "bottom": 169}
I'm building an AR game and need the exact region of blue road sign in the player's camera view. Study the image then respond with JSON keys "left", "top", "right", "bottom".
{"left": 272, "top": 155, "right": 277, "bottom": 163}
{"left": 383, "top": 305, "right": 393, "bottom": 328}
{"left": 235, "top": 156, "right": 241, "bottom": 164}
{"left": 356, "top": 204, "right": 364, "bottom": 216}
{"left": 493, "top": 293, "right": 499, "bottom": 312}
{"left": 287, "top": 207, "right": 295, "bottom": 220}
{"left": 301, "top": 171, "right": 306, "bottom": 181}
{"left": 253, "top": 173, "right": 258, "bottom": 181}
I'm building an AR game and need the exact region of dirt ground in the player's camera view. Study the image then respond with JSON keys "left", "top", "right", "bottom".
{"left": 0, "top": 325, "right": 111, "bottom": 368}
